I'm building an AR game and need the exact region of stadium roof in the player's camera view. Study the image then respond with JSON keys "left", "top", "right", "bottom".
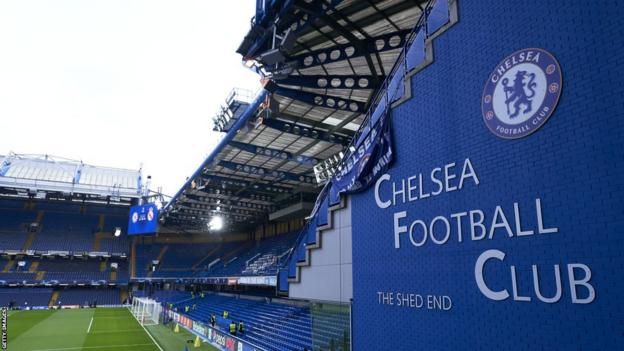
{"left": 0, "top": 152, "right": 142, "bottom": 203}
{"left": 162, "top": 0, "right": 427, "bottom": 232}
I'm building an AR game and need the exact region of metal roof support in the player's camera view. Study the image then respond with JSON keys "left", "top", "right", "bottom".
{"left": 274, "top": 87, "right": 366, "bottom": 113}
{"left": 163, "top": 90, "right": 268, "bottom": 213}
{"left": 289, "top": 29, "right": 413, "bottom": 69}
{"left": 217, "top": 160, "right": 315, "bottom": 185}
{"left": 228, "top": 140, "right": 321, "bottom": 167}
{"left": 291, "top": 1, "right": 418, "bottom": 57}
{"left": 293, "top": 2, "right": 382, "bottom": 85}
{"left": 73, "top": 162, "right": 84, "bottom": 184}
{"left": 272, "top": 112, "right": 355, "bottom": 136}
{"left": 197, "top": 188, "right": 276, "bottom": 205}
{"left": 262, "top": 117, "right": 351, "bottom": 146}
{"left": 275, "top": 75, "right": 381, "bottom": 90}
{"left": 200, "top": 174, "right": 294, "bottom": 194}
{"left": 179, "top": 197, "right": 269, "bottom": 214}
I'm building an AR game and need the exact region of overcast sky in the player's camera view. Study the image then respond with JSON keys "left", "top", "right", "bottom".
{"left": 0, "top": 0, "right": 260, "bottom": 197}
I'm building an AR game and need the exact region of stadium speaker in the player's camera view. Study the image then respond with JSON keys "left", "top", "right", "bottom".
{"left": 280, "top": 28, "right": 297, "bottom": 51}
{"left": 258, "top": 48, "right": 285, "bottom": 65}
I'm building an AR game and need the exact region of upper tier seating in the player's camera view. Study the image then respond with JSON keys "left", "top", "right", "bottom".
{"left": 0, "top": 272, "right": 37, "bottom": 284}
{"left": 0, "top": 208, "right": 35, "bottom": 232}
{"left": 0, "top": 256, "right": 129, "bottom": 285}
{"left": 206, "top": 232, "right": 298, "bottom": 278}
{"left": 0, "top": 232, "right": 28, "bottom": 251}
{"left": 0, "top": 202, "right": 131, "bottom": 254}
{"left": 0, "top": 207, "right": 36, "bottom": 251}
{"left": 31, "top": 212, "right": 99, "bottom": 252}
{"left": 137, "top": 233, "right": 298, "bottom": 279}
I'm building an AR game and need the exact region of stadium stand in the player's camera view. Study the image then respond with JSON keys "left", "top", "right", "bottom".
{"left": 0, "top": 272, "right": 38, "bottom": 284}
{"left": 207, "top": 232, "right": 297, "bottom": 277}
{"left": 134, "top": 289, "right": 190, "bottom": 304}
{"left": 165, "top": 292, "right": 347, "bottom": 351}
{"left": 132, "top": 232, "right": 298, "bottom": 280}
{"left": 56, "top": 288, "right": 121, "bottom": 306}
{"left": 31, "top": 212, "right": 101, "bottom": 252}
{"left": 0, "top": 287, "right": 52, "bottom": 307}
{"left": 0, "top": 254, "right": 129, "bottom": 285}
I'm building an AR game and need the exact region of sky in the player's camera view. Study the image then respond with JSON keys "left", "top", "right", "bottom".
{"left": 0, "top": 0, "right": 260, "bottom": 197}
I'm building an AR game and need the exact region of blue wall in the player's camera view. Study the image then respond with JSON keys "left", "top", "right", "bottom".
{"left": 351, "top": 1, "right": 623, "bottom": 350}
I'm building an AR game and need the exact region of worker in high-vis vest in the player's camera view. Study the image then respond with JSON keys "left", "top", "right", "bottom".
{"left": 229, "top": 321, "right": 237, "bottom": 335}
{"left": 238, "top": 320, "right": 244, "bottom": 335}
{"left": 210, "top": 314, "right": 216, "bottom": 327}
{"left": 184, "top": 305, "right": 189, "bottom": 313}
{"left": 223, "top": 311, "right": 229, "bottom": 319}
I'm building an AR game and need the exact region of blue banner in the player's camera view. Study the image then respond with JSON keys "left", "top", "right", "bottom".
{"left": 329, "top": 109, "right": 394, "bottom": 205}
{"left": 127, "top": 203, "right": 158, "bottom": 235}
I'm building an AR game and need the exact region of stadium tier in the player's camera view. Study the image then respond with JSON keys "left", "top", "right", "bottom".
{"left": 0, "top": 202, "right": 129, "bottom": 255}
{"left": 165, "top": 293, "right": 348, "bottom": 351}
{"left": 56, "top": 287, "right": 122, "bottom": 306}
{"left": 0, "top": 256, "right": 129, "bottom": 285}
{"left": 133, "top": 232, "right": 298, "bottom": 280}
{"left": 1, "top": 0, "right": 621, "bottom": 350}
{"left": 0, "top": 287, "right": 52, "bottom": 307}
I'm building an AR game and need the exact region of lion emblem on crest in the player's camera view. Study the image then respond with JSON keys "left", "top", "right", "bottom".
{"left": 502, "top": 70, "right": 537, "bottom": 118}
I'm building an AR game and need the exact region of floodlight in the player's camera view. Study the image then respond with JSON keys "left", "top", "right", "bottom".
{"left": 208, "top": 216, "right": 223, "bottom": 231}
{"left": 113, "top": 227, "right": 122, "bottom": 237}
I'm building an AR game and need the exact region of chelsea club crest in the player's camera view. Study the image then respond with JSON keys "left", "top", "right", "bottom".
{"left": 482, "top": 48, "right": 562, "bottom": 139}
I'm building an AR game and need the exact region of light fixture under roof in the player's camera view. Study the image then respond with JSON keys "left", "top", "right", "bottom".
{"left": 208, "top": 216, "right": 223, "bottom": 231}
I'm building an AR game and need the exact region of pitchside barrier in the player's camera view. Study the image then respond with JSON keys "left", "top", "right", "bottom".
{"left": 10, "top": 304, "right": 130, "bottom": 311}
{"left": 163, "top": 307, "right": 264, "bottom": 351}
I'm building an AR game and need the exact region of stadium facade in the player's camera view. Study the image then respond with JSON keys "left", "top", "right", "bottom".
{"left": 1, "top": 0, "right": 622, "bottom": 350}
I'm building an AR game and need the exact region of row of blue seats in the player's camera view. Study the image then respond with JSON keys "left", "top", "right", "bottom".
{"left": 0, "top": 207, "right": 129, "bottom": 253}
{"left": 0, "top": 287, "right": 122, "bottom": 307}
{"left": 57, "top": 288, "right": 121, "bottom": 305}
{"left": 0, "top": 287, "right": 52, "bottom": 306}
{"left": 170, "top": 293, "right": 312, "bottom": 351}
{"left": 136, "top": 233, "right": 299, "bottom": 280}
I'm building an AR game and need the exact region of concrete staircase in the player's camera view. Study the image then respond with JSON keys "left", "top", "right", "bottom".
{"left": 92, "top": 215, "right": 108, "bottom": 251}
{"left": 191, "top": 245, "right": 222, "bottom": 270}
{"left": 120, "top": 288, "right": 128, "bottom": 304}
{"left": 2, "top": 259, "right": 14, "bottom": 273}
{"left": 28, "top": 261, "right": 39, "bottom": 272}
{"left": 22, "top": 232, "right": 36, "bottom": 251}
{"left": 48, "top": 291, "right": 59, "bottom": 307}
{"left": 130, "top": 239, "right": 137, "bottom": 278}
{"left": 147, "top": 245, "right": 168, "bottom": 277}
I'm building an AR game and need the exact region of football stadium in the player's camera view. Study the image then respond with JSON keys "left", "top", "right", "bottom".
{"left": 1, "top": 0, "right": 622, "bottom": 350}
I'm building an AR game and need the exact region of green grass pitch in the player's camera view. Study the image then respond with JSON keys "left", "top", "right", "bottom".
{"left": 6, "top": 308, "right": 218, "bottom": 351}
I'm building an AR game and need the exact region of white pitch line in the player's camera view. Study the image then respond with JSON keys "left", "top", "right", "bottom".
{"left": 86, "top": 317, "right": 93, "bottom": 333}
{"left": 88, "top": 316, "right": 131, "bottom": 319}
{"left": 89, "top": 328, "right": 144, "bottom": 334}
{"left": 32, "top": 343, "right": 155, "bottom": 351}
{"left": 127, "top": 307, "right": 164, "bottom": 351}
